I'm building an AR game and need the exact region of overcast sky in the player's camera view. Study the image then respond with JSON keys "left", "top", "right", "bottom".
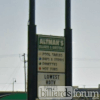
{"left": 0, "top": 0, "right": 100, "bottom": 91}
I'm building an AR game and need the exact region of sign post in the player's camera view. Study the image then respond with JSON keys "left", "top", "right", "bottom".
{"left": 65, "top": 0, "right": 72, "bottom": 86}
{"left": 28, "top": 0, "right": 37, "bottom": 100}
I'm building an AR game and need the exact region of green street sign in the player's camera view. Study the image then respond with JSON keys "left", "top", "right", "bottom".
{"left": 38, "top": 35, "right": 65, "bottom": 52}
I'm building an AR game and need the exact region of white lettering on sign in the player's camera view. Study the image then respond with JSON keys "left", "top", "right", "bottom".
{"left": 40, "top": 39, "right": 61, "bottom": 46}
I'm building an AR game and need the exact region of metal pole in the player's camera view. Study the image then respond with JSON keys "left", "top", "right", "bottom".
{"left": 13, "top": 78, "right": 16, "bottom": 92}
{"left": 64, "top": 0, "right": 72, "bottom": 86}
{"left": 28, "top": 0, "right": 37, "bottom": 100}
{"left": 13, "top": 82, "right": 14, "bottom": 91}
{"left": 23, "top": 53, "right": 26, "bottom": 92}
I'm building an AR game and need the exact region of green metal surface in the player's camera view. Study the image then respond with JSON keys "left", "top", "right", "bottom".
{"left": 1, "top": 93, "right": 27, "bottom": 100}
{"left": 38, "top": 35, "right": 65, "bottom": 52}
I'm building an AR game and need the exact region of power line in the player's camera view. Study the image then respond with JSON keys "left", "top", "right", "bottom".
{"left": 5, "top": 63, "right": 23, "bottom": 91}
{"left": 0, "top": 67, "right": 23, "bottom": 68}
{"left": 0, "top": 54, "right": 19, "bottom": 58}
{"left": 73, "top": 58, "right": 100, "bottom": 61}
{"left": 0, "top": 83, "right": 24, "bottom": 84}
{"left": 1, "top": 61, "right": 22, "bottom": 90}
{"left": 73, "top": 67, "right": 100, "bottom": 68}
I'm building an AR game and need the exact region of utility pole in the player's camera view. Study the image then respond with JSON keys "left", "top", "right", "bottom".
{"left": 12, "top": 78, "right": 16, "bottom": 92}
{"left": 22, "top": 53, "right": 26, "bottom": 92}
{"left": 65, "top": 0, "right": 72, "bottom": 86}
{"left": 28, "top": 0, "right": 37, "bottom": 100}
{"left": 83, "top": 85, "right": 85, "bottom": 88}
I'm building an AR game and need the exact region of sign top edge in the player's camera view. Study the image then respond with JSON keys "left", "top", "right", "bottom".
{"left": 37, "top": 34, "right": 65, "bottom": 38}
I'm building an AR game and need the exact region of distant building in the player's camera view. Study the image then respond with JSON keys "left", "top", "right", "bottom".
{"left": 73, "top": 85, "right": 100, "bottom": 100}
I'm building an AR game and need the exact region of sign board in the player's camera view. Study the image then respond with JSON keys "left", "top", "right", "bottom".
{"left": 38, "top": 51, "right": 65, "bottom": 72}
{"left": 37, "top": 73, "right": 65, "bottom": 98}
{"left": 38, "top": 73, "right": 65, "bottom": 86}
{"left": 38, "top": 35, "right": 65, "bottom": 72}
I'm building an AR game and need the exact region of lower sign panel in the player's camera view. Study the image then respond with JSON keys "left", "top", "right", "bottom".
{"left": 38, "top": 73, "right": 65, "bottom": 86}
